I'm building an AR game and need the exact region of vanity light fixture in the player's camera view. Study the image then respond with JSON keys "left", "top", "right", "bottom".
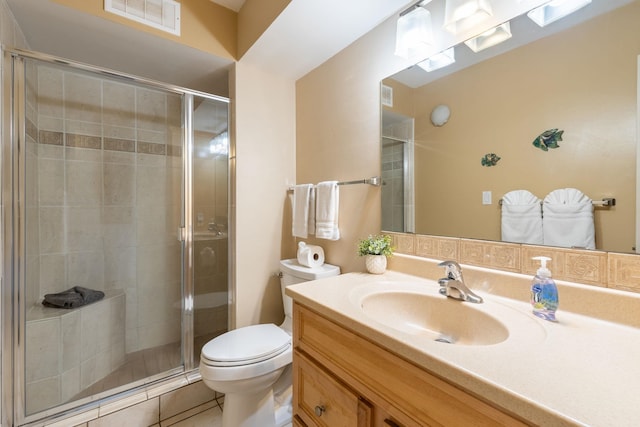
{"left": 527, "top": 0, "right": 592, "bottom": 27}
{"left": 443, "top": 0, "right": 493, "bottom": 34}
{"left": 394, "top": 0, "right": 435, "bottom": 62}
{"left": 464, "top": 22, "right": 512, "bottom": 53}
{"left": 417, "top": 47, "right": 456, "bottom": 72}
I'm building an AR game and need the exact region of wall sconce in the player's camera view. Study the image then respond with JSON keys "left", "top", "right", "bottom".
{"left": 431, "top": 104, "right": 451, "bottom": 127}
{"left": 464, "top": 22, "right": 512, "bottom": 52}
{"left": 444, "top": 0, "right": 493, "bottom": 34}
{"left": 417, "top": 47, "right": 456, "bottom": 72}
{"left": 527, "top": 0, "right": 592, "bottom": 27}
{"left": 395, "top": 1, "right": 435, "bottom": 62}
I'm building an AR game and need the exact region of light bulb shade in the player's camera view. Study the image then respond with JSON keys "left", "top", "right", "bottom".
{"left": 417, "top": 47, "right": 456, "bottom": 72}
{"left": 431, "top": 104, "right": 451, "bottom": 126}
{"left": 527, "top": 0, "right": 592, "bottom": 27}
{"left": 444, "top": 0, "right": 493, "bottom": 34}
{"left": 395, "top": 6, "right": 434, "bottom": 62}
{"left": 464, "top": 22, "right": 512, "bottom": 53}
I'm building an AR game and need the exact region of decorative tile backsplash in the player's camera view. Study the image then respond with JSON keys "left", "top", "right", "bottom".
{"left": 608, "top": 253, "right": 640, "bottom": 293}
{"left": 388, "top": 232, "right": 639, "bottom": 292}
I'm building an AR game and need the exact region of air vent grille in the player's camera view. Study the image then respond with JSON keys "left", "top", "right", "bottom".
{"left": 105, "top": 0, "right": 181, "bottom": 36}
{"left": 381, "top": 84, "right": 393, "bottom": 107}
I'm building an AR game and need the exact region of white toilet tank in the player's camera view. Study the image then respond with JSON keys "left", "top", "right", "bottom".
{"left": 279, "top": 259, "right": 340, "bottom": 332}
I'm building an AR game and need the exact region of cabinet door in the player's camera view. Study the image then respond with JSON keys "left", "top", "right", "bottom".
{"left": 294, "top": 350, "right": 373, "bottom": 427}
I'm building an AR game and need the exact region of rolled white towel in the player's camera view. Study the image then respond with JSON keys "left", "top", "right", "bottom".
{"left": 501, "top": 190, "right": 543, "bottom": 244}
{"left": 543, "top": 188, "right": 595, "bottom": 249}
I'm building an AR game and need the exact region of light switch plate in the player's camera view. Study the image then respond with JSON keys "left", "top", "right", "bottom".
{"left": 482, "top": 191, "right": 492, "bottom": 205}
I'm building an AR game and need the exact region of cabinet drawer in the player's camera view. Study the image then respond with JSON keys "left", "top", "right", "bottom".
{"left": 294, "top": 303, "right": 529, "bottom": 426}
{"left": 294, "top": 350, "right": 372, "bottom": 427}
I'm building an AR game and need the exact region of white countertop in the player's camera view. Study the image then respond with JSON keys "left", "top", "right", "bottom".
{"left": 286, "top": 270, "right": 640, "bottom": 427}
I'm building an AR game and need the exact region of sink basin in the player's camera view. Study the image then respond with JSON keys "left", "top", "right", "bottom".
{"left": 355, "top": 287, "right": 509, "bottom": 346}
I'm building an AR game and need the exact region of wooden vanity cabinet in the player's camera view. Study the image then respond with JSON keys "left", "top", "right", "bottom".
{"left": 292, "top": 302, "right": 529, "bottom": 427}
{"left": 293, "top": 349, "right": 373, "bottom": 426}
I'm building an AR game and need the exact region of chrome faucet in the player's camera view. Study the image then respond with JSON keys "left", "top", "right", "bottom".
{"left": 437, "top": 261, "right": 483, "bottom": 304}
{"left": 207, "top": 222, "right": 224, "bottom": 236}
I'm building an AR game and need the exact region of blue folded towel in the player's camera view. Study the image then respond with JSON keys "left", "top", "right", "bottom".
{"left": 42, "top": 286, "right": 105, "bottom": 309}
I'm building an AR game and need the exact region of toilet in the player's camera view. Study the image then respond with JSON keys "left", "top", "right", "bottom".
{"left": 199, "top": 259, "right": 340, "bottom": 427}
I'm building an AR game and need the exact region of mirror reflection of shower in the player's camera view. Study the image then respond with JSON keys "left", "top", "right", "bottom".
{"left": 382, "top": 110, "right": 415, "bottom": 233}
{"left": 5, "top": 50, "right": 230, "bottom": 424}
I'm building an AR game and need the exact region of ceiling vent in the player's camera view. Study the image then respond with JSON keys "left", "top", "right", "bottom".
{"left": 105, "top": 0, "right": 181, "bottom": 36}
{"left": 381, "top": 84, "right": 393, "bottom": 107}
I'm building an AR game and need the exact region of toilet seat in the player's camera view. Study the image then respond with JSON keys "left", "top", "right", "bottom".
{"left": 201, "top": 324, "right": 291, "bottom": 367}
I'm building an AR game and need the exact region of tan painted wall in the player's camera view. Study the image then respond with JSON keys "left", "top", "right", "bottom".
{"left": 382, "top": 78, "right": 413, "bottom": 118}
{"left": 55, "top": 0, "right": 292, "bottom": 61}
{"left": 295, "top": 16, "right": 409, "bottom": 272}
{"left": 238, "top": 0, "right": 290, "bottom": 59}
{"left": 296, "top": 2, "right": 640, "bottom": 266}
{"left": 54, "top": 0, "right": 237, "bottom": 59}
{"left": 233, "top": 61, "right": 296, "bottom": 327}
{"left": 410, "top": 3, "right": 638, "bottom": 253}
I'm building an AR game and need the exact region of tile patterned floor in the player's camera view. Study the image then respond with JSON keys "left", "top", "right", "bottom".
{"left": 165, "top": 400, "right": 292, "bottom": 427}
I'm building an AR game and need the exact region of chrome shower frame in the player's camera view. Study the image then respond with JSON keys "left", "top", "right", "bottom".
{"left": 0, "top": 47, "right": 233, "bottom": 427}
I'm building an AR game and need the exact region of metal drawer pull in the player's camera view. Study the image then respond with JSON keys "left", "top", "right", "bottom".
{"left": 314, "top": 405, "right": 326, "bottom": 416}
{"left": 384, "top": 419, "right": 401, "bottom": 427}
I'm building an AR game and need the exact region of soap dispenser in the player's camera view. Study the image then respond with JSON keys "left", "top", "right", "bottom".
{"left": 530, "top": 256, "right": 559, "bottom": 322}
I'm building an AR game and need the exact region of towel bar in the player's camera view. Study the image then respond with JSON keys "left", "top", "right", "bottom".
{"left": 287, "top": 176, "right": 381, "bottom": 192}
{"left": 498, "top": 197, "right": 615, "bottom": 207}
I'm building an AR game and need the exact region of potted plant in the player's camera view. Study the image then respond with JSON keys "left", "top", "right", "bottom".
{"left": 357, "top": 234, "right": 394, "bottom": 274}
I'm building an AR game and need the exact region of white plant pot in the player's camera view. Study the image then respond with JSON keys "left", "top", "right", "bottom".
{"left": 365, "top": 254, "right": 387, "bottom": 274}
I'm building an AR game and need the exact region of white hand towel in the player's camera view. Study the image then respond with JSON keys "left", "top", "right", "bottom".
{"left": 501, "top": 190, "right": 543, "bottom": 244}
{"left": 543, "top": 188, "right": 595, "bottom": 250}
{"left": 292, "top": 184, "right": 314, "bottom": 238}
{"left": 315, "top": 181, "right": 340, "bottom": 240}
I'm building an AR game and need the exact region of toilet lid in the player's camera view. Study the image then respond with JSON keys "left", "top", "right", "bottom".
{"left": 201, "top": 324, "right": 291, "bottom": 367}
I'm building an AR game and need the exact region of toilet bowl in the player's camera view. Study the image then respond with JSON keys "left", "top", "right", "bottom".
{"left": 199, "top": 259, "right": 340, "bottom": 427}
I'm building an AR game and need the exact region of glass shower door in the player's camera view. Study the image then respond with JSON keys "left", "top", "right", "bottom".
{"left": 17, "top": 55, "right": 185, "bottom": 417}
{"left": 191, "top": 96, "right": 230, "bottom": 361}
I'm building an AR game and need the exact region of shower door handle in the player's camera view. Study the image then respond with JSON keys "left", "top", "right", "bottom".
{"left": 177, "top": 227, "right": 186, "bottom": 242}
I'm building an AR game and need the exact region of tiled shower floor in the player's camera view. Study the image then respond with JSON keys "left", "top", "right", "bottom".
{"left": 68, "top": 333, "right": 293, "bottom": 427}
{"left": 75, "top": 334, "right": 216, "bottom": 400}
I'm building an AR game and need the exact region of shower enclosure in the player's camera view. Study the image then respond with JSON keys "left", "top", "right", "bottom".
{"left": 381, "top": 110, "right": 415, "bottom": 233}
{"left": 1, "top": 49, "right": 230, "bottom": 426}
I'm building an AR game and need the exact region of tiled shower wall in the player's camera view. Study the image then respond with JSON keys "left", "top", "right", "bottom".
{"left": 26, "top": 62, "right": 184, "bottom": 358}
{"left": 382, "top": 118, "right": 413, "bottom": 233}
{"left": 381, "top": 137, "right": 405, "bottom": 232}
{"left": 1, "top": 3, "right": 225, "bottom": 424}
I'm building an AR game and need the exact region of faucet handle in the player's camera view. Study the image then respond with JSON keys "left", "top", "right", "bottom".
{"left": 438, "top": 260, "right": 463, "bottom": 281}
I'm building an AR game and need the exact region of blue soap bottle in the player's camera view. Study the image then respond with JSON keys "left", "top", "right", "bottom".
{"left": 530, "top": 256, "right": 559, "bottom": 322}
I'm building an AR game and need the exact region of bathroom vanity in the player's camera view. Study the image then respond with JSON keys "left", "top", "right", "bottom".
{"left": 287, "top": 257, "right": 640, "bottom": 426}
{"left": 291, "top": 303, "right": 525, "bottom": 426}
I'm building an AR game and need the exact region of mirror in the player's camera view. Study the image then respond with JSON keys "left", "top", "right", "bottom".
{"left": 381, "top": 0, "right": 638, "bottom": 253}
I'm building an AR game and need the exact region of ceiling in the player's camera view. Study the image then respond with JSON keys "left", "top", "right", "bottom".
{"left": 6, "top": 0, "right": 409, "bottom": 95}
{"left": 391, "top": 0, "right": 634, "bottom": 88}
{"left": 210, "top": 0, "right": 246, "bottom": 13}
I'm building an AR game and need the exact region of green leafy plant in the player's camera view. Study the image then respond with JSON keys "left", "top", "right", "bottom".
{"left": 357, "top": 234, "right": 394, "bottom": 257}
